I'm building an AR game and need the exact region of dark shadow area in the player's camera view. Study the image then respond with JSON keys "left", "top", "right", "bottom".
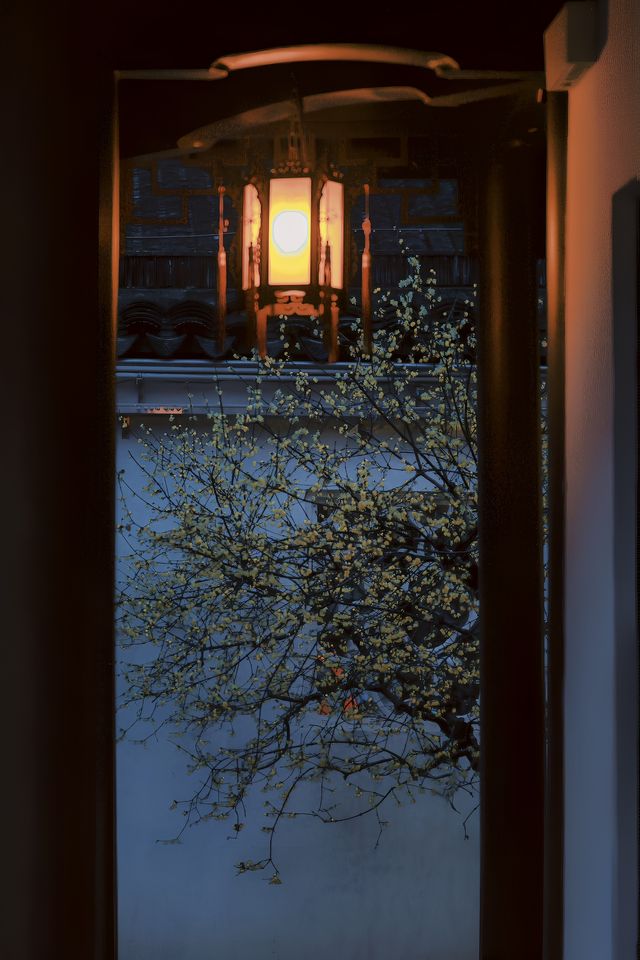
{"left": 612, "top": 179, "right": 640, "bottom": 960}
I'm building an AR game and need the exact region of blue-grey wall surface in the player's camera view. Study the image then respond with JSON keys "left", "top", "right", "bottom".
{"left": 115, "top": 382, "right": 480, "bottom": 960}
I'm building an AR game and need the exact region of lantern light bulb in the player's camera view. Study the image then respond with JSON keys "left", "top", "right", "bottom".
{"left": 272, "top": 210, "right": 309, "bottom": 254}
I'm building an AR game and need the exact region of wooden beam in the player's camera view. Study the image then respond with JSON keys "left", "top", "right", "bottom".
{"left": 544, "top": 89, "right": 568, "bottom": 960}
{"left": 477, "top": 136, "right": 545, "bottom": 960}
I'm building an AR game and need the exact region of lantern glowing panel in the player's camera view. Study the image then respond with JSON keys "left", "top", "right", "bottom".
{"left": 318, "top": 179, "right": 344, "bottom": 289}
{"left": 242, "top": 183, "right": 261, "bottom": 290}
{"left": 268, "top": 177, "right": 311, "bottom": 286}
{"left": 273, "top": 211, "right": 308, "bottom": 253}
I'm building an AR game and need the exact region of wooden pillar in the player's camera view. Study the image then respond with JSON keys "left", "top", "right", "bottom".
{"left": 217, "top": 185, "right": 227, "bottom": 352}
{"left": 361, "top": 183, "right": 372, "bottom": 356}
{"left": 1, "top": 5, "right": 117, "bottom": 956}
{"left": 477, "top": 136, "right": 545, "bottom": 960}
{"left": 321, "top": 242, "right": 339, "bottom": 362}
{"left": 245, "top": 243, "right": 259, "bottom": 355}
{"left": 256, "top": 304, "right": 269, "bottom": 358}
{"left": 544, "top": 90, "right": 568, "bottom": 960}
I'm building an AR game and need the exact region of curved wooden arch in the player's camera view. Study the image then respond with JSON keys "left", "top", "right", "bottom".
{"left": 209, "top": 43, "right": 460, "bottom": 78}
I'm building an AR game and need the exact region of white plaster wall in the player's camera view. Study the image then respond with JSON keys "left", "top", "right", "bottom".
{"left": 115, "top": 384, "right": 480, "bottom": 960}
{"left": 563, "top": 0, "right": 640, "bottom": 957}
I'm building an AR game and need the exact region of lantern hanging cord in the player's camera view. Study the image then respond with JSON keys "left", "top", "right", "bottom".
{"left": 287, "top": 76, "right": 307, "bottom": 166}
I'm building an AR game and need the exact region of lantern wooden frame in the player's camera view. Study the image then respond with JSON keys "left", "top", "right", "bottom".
{"left": 239, "top": 159, "right": 348, "bottom": 361}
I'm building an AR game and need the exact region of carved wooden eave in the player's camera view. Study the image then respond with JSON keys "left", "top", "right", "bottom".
{"left": 118, "top": 44, "right": 544, "bottom": 162}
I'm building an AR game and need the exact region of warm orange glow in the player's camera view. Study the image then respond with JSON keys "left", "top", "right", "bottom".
{"left": 242, "top": 184, "right": 261, "bottom": 290}
{"left": 318, "top": 179, "right": 344, "bottom": 289}
{"left": 268, "top": 178, "right": 311, "bottom": 286}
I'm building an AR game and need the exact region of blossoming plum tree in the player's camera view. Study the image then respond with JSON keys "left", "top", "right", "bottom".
{"left": 117, "top": 255, "right": 479, "bottom": 879}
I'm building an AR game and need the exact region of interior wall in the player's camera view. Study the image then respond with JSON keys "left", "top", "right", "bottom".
{"left": 563, "top": 0, "right": 640, "bottom": 957}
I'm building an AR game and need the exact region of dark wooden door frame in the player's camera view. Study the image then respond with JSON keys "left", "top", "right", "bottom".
{"left": 612, "top": 179, "right": 640, "bottom": 960}
{"left": 2, "top": 13, "right": 119, "bottom": 960}
{"left": 3, "top": 11, "right": 568, "bottom": 955}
